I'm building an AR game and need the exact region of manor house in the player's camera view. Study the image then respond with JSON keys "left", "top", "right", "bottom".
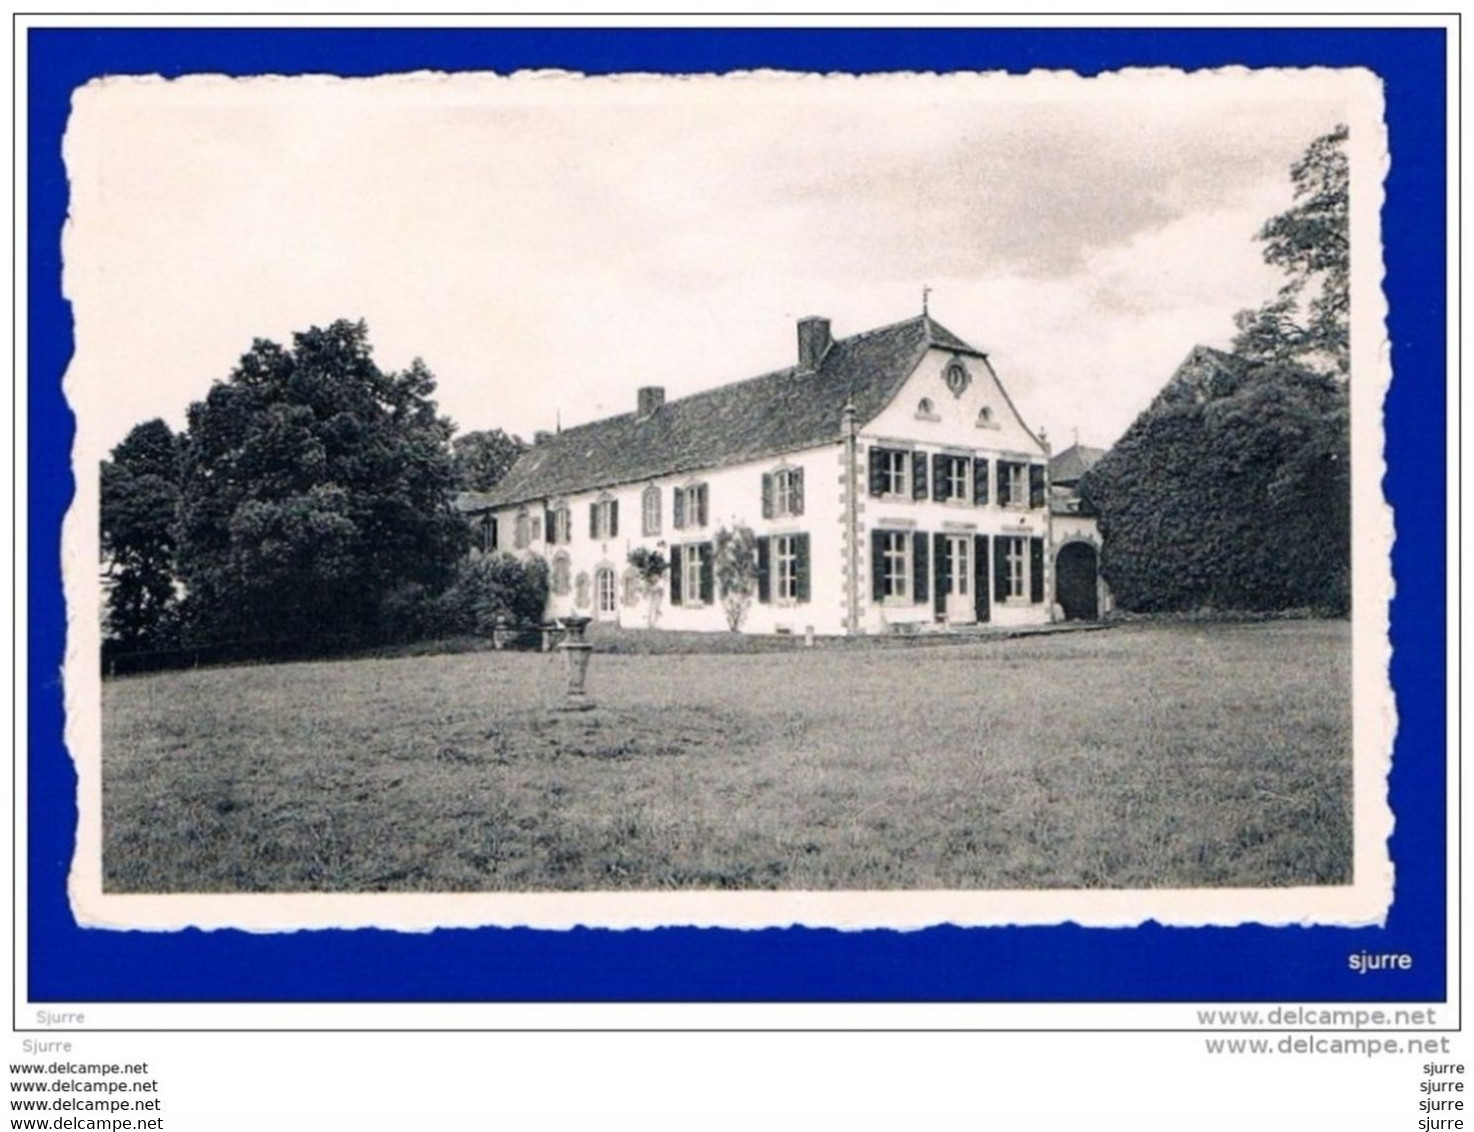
{"left": 461, "top": 312, "right": 1108, "bottom": 634}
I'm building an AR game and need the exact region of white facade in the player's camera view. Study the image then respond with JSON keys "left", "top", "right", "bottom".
{"left": 494, "top": 444, "right": 848, "bottom": 635}
{"left": 477, "top": 316, "right": 1085, "bottom": 636}
{"left": 854, "top": 346, "right": 1052, "bottom": 633}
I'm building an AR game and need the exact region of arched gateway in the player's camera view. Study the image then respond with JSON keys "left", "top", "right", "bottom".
{"left": 1055, "top": 541, "right": 1100, "bottom": 621}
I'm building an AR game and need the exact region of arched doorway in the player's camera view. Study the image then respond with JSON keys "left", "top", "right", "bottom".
{"left": 1056, "top": 542, "right": 1100, "bottom": 621}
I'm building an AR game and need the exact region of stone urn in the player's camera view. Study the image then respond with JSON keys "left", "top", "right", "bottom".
{"left": 555, "top": 615, "right": 595, "bottom": 711}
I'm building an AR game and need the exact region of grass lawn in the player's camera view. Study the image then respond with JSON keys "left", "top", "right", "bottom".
{"left": 102, "top": 620, "right": 1352, "bottom": 893}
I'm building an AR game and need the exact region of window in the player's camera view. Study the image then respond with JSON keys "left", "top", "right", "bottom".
{"left": 548, "top": 505, "right": 571, "bottom": 545}
{"left": 879, "top": 531, "right": 910, "bottom": 600}
{"left": 596, "top": 568, "right": 617, "bottom": 615}
{"left": 868, "top": 447, "right": 909, "bottom": 497}
{"left": 1003, "top": 536, "right": 1027, "bottom": 600}
{"left": 916, "top": 397, "right": 938, "bottom": 419}
{"left": 514, "top": 510, "right": 530, "bottom": 549}
{"left": 479, "top": 514, "right": 498, "bottom": 552}
{"left": 642, "top": 485, "right": 662, "bottom": 536}
{"left": 551, "top": 553, "right": 571, "bottom": 596}
{"left": 674, "top": 483, "right": 709, "bottom": 529}
{"left": 670, "top": 543, "right": 713, "bottom": 607}
{"left": 758, "top": 534, "right": 810, "bottom": 606}
{"left": 935, "top": 455, "right": 970, "bottom": 502}
{"left": 998, "top": 461, "right": 1027, "bottom": 508}
{"left": 764, "top": 466, "right": 805, "bottom": 518}
{"left": 530, "top": 516, "right": 542, "bottom": 543}
{"left": 976, "top": 406, "right": 995, "bottom": 427}
{"left": 683, "top": 545, "right": 704, "bottom": 606}
{"left": 589, "top": 497, "right": 619, "bottom": 540}
{"left": 574, "top": 571, "right": 591, "bottom": 609}
{"left": 774, "top": 535, "right": 799, "bottom": 601}
{"left": 944, "top": 359, "right": 971, "bottom": 397}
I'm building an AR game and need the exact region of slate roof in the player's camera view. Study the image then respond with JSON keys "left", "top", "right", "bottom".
{"left": 1048, "top": 442, "right": 1107, "bottom": 485}
{"left": 1159, "top": 344, "right": 1254, "bottom": 406}
{"left": 479, "top": 315, "right": 987, "bottom": 508}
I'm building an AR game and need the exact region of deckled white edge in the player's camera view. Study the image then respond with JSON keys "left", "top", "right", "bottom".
{"left": 55, "top": 66, "right": 1395, "bottom": 933}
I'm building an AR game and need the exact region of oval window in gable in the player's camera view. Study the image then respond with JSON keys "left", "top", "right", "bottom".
{"left": 944, "top": 359, "right": 971, "bottom": 398}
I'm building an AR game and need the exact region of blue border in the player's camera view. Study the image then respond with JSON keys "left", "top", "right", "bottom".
{"left": 28, "top": 26, "right": 1448, "bottom": 1004}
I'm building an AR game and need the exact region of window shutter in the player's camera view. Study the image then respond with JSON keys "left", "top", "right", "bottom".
{"left": 973, "top": 458, "right": 989, "bottom": 506}
{"left": 609, "top": 500, "right": 619, "bottom": 538}
{"left": 869, "top": 448, "right": 886, "bottom": 496}
{"left": 669, "top": 545, "right": 683, "bottom": 604}
{"left": 756, "top": 537, "right": 771, "bottom": 603}
{"left": 871, "top": 530, "right": 886, "bottom": 602}
{"left": 994, "top": 536, "right": 1009, "bottom": 602}
{"left": 931, "top": 453, "right": 947, "bottom": 501}
{"left": 1030, "top": 464, "right": 1046, "bottom": 509}
{"left": 673, "top": 488, "right": 686, "bottom": 530}
{"left": 913, "top": 531, "right": 929, "bottom": 605}
{"left": 697, "top": 484, "right": 709, "bottom": 528}
{"left": 997, "top": 461, "right": 1010, "bottom": 507}
{"left": 544, "top": 509, "right": 555, "bottom": 542}
{"left": 912, "top": 451, "right": 928, "bottom": 501}
{"left": 699, "top": 542, "right": 714, "bottom": 604}
{"left": 791, "top": 468, "right": 805, "bottom": 516}
{"left": 974, "top": 535, "right": 990, "bottom": 622}
{"left": 1030, "top": 537, "right": 1045, "bottom": 603}
{"left": 795, "top": 534, "right": 811, "bottom": 603}
{"left": 932, "top": 532, "right": 947, "bottom": 616}
{"left": 761, "top": 473, "right": 774, "bottom": 519}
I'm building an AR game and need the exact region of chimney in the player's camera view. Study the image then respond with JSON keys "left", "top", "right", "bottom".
{"left": 533, "top": 430, "right": 554, "bottom": 446}
{"left": 797, "top": 316, "right": 832, "bottom": 372}
{"left": 637, "top": 386, "right": 665, "bottom": 418}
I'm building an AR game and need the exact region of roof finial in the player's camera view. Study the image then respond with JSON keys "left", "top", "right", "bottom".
{"left": 556, "top": 409, "right": 562, "bottom": 435}
{"left": 922, "top": 284, "right": 932, "bottom": 316}
{"left": 1072, "top": 425, "right": 1079, "bottom": 447}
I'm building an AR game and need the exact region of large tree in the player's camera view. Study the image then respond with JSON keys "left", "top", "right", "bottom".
{"left": 1082, "top": 126, "right": 1352, "bottom": 615}
{"left": 175, "top": 320, "right": 468, "bottom": 648}
{"left": 1080, "top": 355, "right": 1349, "bottom": 613}
{"left": 452, "top": 428, "right": 527, "bottom": 492}
{"left": 100, "top": 419, "right": 182, "bottom": 649}
{"left": 1232, "top": 124, "right": 1350, "bottom": 378}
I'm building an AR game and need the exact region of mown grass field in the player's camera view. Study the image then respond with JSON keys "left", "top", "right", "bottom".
{"left": 102, "top": 620, "right": 1352, "bottom": 892}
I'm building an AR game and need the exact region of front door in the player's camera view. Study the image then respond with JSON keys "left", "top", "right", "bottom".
{"left": 945, "top": 536, "right": 975, "bottom": 624}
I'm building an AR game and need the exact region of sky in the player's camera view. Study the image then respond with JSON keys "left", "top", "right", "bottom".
{"left": 63, "top": 69, "right": 1353, "bottom": 459}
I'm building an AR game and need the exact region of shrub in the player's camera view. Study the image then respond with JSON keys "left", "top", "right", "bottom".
{"left": 627, "top": 547, "right": 669, "bottom": 628}
{"left": 443, "top": 553, "right": 551, "bottom": 634}
{"left": 713, "top": 523, "right": 759, "bottom": 632}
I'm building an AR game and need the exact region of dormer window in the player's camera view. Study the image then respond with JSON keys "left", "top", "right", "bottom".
{"left": 762, "top": 466, "right": 805, "bottom": 519}
{"left": 589, "top": 494, "right": 619, "bottom": 540}
{"left": 547, "top": 502, "right": 572, "bottom": 545}
{"left": 641, "top": 484, "right": 662, "bottom": 536}
{"left": 673, "top": 482, "right": 709, "bottom": 530}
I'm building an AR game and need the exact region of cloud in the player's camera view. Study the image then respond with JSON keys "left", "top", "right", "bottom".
{"left": 63, "top": 71, "right": 1353, "bottom": 458}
